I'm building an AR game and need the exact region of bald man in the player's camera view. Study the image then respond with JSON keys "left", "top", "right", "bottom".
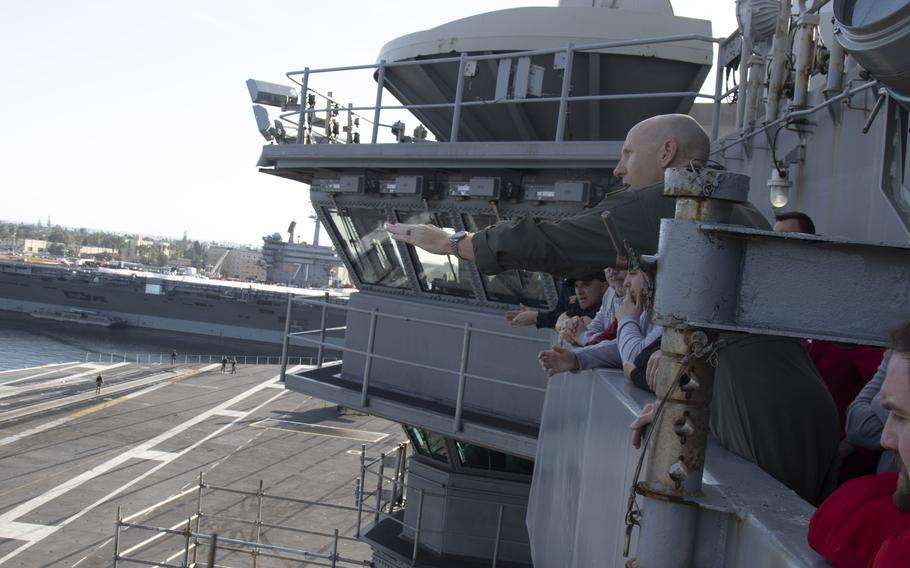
{"left": 390, "top": 113, "right": 840, "bottom": 505}
{"left": 388, "top": 114, "right": 765, "bottom": 277}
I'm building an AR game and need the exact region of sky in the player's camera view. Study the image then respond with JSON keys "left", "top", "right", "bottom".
{"left": 0, "top": 1, "right": 736, "bottom": 247}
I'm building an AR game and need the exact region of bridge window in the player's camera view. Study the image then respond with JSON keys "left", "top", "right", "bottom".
{"left": 396, "top": 211, "right": 475, "bottom": 298}
{"left": 404, "top": 426, "right": 450, "bottom": 464}
{"left": 324, "top": 207, "right": 409, "bottom": 289}
{"left": 454, "top": 441, "right": 534, "bottom": 476}
{"left": 462, "top": 213, "right": 549, "bottom": 308}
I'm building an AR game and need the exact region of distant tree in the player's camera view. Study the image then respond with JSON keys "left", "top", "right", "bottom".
{"left": 47, "top": 243, "right": 65, "bottom": 255}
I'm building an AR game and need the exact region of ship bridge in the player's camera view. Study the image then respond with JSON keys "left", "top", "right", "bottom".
{"left": 251, "top": 1, "right": 910, "bottom": 567}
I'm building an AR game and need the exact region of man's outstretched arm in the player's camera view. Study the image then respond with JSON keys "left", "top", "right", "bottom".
{"left": 387, "top": 223, "right": 475, "bottom": 262}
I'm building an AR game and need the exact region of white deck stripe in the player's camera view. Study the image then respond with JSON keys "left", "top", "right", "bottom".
{"left": 0, "top": 364, "right": 219, "bottom": 424}
{"left": 0, "top": 521, "right": 59, "bottom": 542}
{"left": 0, "top": 362, "right": 130, "bottom": 396}
{"left": 211, "top": 409, "right": 246, "bottom": 418}
{"left": 0, "top": 361, "right": 79, "bottom": 377}
{"left": 0, "top": 366, "right": 302, "bottom": 565}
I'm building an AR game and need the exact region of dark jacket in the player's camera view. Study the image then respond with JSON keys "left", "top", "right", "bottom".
{"left": 472, "top": 182, "right": 769, "bottom": 277}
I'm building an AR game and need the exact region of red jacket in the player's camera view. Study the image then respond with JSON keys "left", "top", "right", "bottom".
{"left": 809, "top": 473, "right": 910, "bottom": 568}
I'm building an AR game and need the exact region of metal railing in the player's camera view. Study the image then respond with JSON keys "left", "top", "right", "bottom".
{"left": 282, "top": 32, "right": 730, "bottom": 144}
{"left": 112, "top": 472, "right": 370, "bottom": 568}
{"left": 84, "top": 352, "right": 334, "bottom": 367}
{"left": 280, "top": 295, "right": 549, "bottom": 433}
{"left": 352, "top": 443, "right": 524, "bottom": 567}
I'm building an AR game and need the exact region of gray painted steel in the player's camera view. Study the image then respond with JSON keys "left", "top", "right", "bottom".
{"left": 527, "top": 368, "right": 827, "bottom": 568}
{"left": 654, "top": 221, "right": 910, "bottom": 345}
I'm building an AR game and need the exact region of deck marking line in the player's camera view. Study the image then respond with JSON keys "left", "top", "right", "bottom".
{"left": 133, "top": 449, "right": 181, "bottom": 461}
{"left": 250, "top": 418, "right": 391, "bottom": 443}
{"left": 0, "top": 362, "right": 130, "bottom": 395}
{"left": 118, "top": 517, "right": 190, "bottom": 557}
{"left": 0, "top": 520, "right": 60, "bottom": 541}
{"left": 121, "top": 486, "right": 198, "bottom": 524}
{"left": 0, "top": 361, "right": 80, "bottom": 378}
{"left": 211, "top": 409, "right": 246, "bottom": 418}
{"left": 0, "top": 367, "right": 304, "bottom": 566}
{"left": 0, "top": 365, "right": 216, "bottom": 425}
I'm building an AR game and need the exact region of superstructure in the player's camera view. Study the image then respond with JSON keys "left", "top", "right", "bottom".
{"left": 248, "top": 1, "right": 910, "bottom": 566}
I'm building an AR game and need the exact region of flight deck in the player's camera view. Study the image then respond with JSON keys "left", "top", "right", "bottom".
{"left": 0, "top": 361, "right": 403, "bottom": 567}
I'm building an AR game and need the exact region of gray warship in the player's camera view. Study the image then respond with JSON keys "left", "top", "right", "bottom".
{"left": 0, "top": 258, "right": 347, "bottom": 345}
{"left": 248, "top": 0, "right": 910, "bottom": 566}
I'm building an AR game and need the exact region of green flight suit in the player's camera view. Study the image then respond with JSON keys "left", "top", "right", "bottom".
{"left": 471, "top": 180, "right": 839, "bottom": 505}
{"left": 471, "top": 181, "right": 769, "bottom": 277}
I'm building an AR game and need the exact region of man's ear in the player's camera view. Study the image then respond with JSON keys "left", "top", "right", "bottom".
{"left": 658, "top": 138, "right": 678, "bottom": 167}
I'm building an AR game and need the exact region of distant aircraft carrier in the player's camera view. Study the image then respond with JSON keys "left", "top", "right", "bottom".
{"left": 0, "top": 258, "right": 348, "bottom": 345}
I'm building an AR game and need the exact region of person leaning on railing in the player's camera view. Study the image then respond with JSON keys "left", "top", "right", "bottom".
{"left": 391, "top": 113, "right": 840, "bottom": 506}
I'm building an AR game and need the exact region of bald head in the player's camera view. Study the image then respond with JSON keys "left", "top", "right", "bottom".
{"left": 613, "top": 114, "right": 711, "bottom": 189}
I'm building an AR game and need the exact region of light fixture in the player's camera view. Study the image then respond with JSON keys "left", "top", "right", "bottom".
{"left": 768, "top": 167, "right": 791, "bottom": 208}
{"left": 246, "top": 79, "right": 298, "bottom": 108}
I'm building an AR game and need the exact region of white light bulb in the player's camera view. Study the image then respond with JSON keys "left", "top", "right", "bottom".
{"left": 769, "top": 184, "right": 789, "bottom": 207}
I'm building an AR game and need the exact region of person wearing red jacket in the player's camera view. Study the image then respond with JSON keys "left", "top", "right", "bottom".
{"left": 809, "top": 321, "right": 910, "bottom": 567}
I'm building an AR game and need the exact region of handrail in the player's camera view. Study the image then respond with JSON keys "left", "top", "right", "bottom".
{"left": 280, "top": 32, "right": 729, "bottom": 145}
{"left": 84, "top": 351, "right": 336, "bottom": 367}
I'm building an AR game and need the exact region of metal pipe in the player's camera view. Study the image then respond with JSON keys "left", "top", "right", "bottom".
{"left": 411, "top": 489, "right": 424, "bottom": 567}
{"left": 735, "top": 35, "right": 752, "bottom": 129}
{"left": 279, "top": 294, "right": 293, "bottom": 382}
{"left": 355, "top": 444, "right": 366, "bottom": 537}
{"left": 716, "top": 79, "right": 878, "bottom": 154}
{"left": 193, "top": 472, "right": 204, "bottom": 565}
{"left": 360, "top": 309, "right": 378, "bottom": 407}
{"left": 766, "top": 0, "right": 792, "bottom": 122}
{"left": 254, "top": 479, "right": 265, "bottom": 566}
{"left": 208, "top": 533, "right": 218, "bottom": 568}
{"left": 317, "top": 292, "right": 328, "bottom": 368}
{"left": 450, "top": 52, "right": 468, "bottom": 142}
{"left": 862, "top": 89, "right": 887, "bottom": 134}
{"left": 182, "top": 516, "right": 192, "bottom": 568}
{"left": 375, "top": 453, "right": 386, "bottom": 524}
{"left": 286, "top": 33, "right": 723, "bottom": 77}
{"left": 371, "top": 61, "right": 386, "bottom": 144}
{"left": 824, "top": 37, "right": 845, "bottom": 96}
{"left": 331, "top": 529, "right": 339, "bottom": 568}
{"left": 295, "top": 68, "right": 309, "bottom": 144}
{"left": 391, "top": 444, "right": 405, "bottom": 512}
{"left": 112, "top": 506, "right": 122, "bottom": 567}
{"left": 710, "top": 42, "right": 726, "bottom": 141}
{"left": 745, "top": 54, "right": 765, "bottom": 128}
{"left": 792, "top": 12, "right": 819, "bottom": 107}
{"left": 491, "top": 504, "right": 504, "bottom": 568}
{"left": 453, "top": 323, "right": 472, "bottom": 432}
{"left": 554, "top": 44, "right": 575, "bottom": 141}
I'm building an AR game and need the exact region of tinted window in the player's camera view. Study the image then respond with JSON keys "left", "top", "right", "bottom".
{"left": 325, "top": 207, "right": 409, "bottom": 289}
{"left": 397, "top": 211, "right": 475, "bottom": 298}
{"left": 462, "top": 213, "right": 550, "bottom": 307}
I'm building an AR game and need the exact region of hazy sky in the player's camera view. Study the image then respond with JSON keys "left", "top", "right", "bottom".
{"left": 0, "top": 1, "right": 736, "bottom": 247}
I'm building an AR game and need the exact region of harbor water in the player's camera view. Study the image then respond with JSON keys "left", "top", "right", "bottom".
{"left": 0, "top": 310, "right": 316, "bottom": 371}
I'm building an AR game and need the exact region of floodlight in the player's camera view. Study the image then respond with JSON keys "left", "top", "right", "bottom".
{"left": 246, "top": 79, "right": 298, "bottom": 107}
{"left": 253, "top": 105, "right": 273, "bottom": 141}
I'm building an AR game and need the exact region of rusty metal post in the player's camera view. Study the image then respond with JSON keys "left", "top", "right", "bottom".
{"left": 631, "top": 168, "right": 751, "bottom": 568}
{"left": 192, "top": 472, "right": 204, "bottom": 564}
{"left": 254, "top": 479, "right": 265, "bottom": 566}
{"left": 355, "top": 444, "right": 366, "bottom": 537}
{"left": 182, "top": 516, "right": 192, "bottom": 568}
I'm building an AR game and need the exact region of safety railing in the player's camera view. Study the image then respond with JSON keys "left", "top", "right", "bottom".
{"left": 352, "top": 443, "right": 524, "bottom": 567}
{"left": 112, "top": 472, "right": 371, "bottom": 568}
{"left": 279, "top": 295, "right": 550, "bottom": 433}
{"left": 84, "top": 352, "right": 337, "bottom": 367}
{"left": 283, "top": 32, "right": 731, "bottom": 144}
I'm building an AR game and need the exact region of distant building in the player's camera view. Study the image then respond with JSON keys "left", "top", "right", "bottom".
{"left": 76, "top": 245, "right": 118, "bottom": 257}
{"left": 207, "top": 246, "right": 267, "bottom": 282}
{"left": 21, "top": 239, "right": 49, "bottom": 254}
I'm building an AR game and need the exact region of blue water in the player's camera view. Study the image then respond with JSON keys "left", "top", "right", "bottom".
{"left": 0, "top": 311, "right": 314, "bottom": 371}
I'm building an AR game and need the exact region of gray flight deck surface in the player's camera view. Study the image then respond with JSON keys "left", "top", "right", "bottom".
{"left": 0, "top": 361, "right": 403, "bottom": 567}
